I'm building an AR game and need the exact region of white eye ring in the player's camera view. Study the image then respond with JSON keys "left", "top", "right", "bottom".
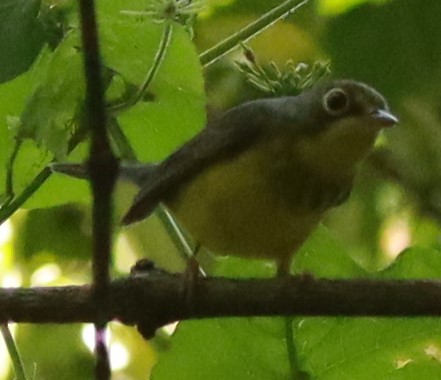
{"left": 323, "top": 88, "right": 349, "bottom": 116}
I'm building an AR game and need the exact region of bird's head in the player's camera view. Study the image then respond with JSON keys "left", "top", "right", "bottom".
{"left": 294, "top": 80, "right": 398, "bottom": 177}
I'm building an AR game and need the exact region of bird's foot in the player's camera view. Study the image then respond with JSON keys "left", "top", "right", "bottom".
{"left": 182, "top": 254, "right": 202, "bottom": 312}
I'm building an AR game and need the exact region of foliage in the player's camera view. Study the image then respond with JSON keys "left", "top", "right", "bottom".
{"left": 1, "top": 0, "right": 441, "bottom": 379}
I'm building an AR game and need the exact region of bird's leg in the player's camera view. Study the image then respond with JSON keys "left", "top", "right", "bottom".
{"left": 276, "top": 255, "right": 292, "bottom": 277}
{"left": 187, "top": 244, "right": 203, "bottom": 278}
{"left": 182, "top": 244, "right": 203, "bottom": 312}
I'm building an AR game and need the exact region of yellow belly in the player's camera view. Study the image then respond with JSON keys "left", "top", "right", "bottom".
{"left": 165, "top": 142, "right": 323, "bottom": 263}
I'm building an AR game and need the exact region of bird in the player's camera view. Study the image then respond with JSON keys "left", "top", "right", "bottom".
{"left": 52, "top": 79, "right": 398, "bottom": 275}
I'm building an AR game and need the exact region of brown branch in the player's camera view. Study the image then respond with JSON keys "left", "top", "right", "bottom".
{"left": 2, "top": 272, "right": 441, "bottom": 339}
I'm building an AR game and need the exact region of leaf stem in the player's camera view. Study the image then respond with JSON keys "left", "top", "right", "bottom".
{"left": 285, "top": 318, "right": 309, "bottom": 379}
{"left": 1, "top": 324, "right": 28, "bottom": 380}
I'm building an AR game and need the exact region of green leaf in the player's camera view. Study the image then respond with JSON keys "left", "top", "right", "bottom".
{"left": 4, "top": 0, "right": 206, "bottom": 210}
{"left": 5, "top": 32, "right": 90, "bottom": 209}
{"left": 152, "top": 318, "right": 291, "bottom": 380}
{"left": 50, "top": 1, "right": 205, "bottom": 204}
{"left": 0, "top": 70, "right": 39, "bottom": 201}
{"left": 380, "top": 246, "right": 441, "bottom": 279}
{"left": 295, "top": 316, "right": 441, "bottom": 380}
{"left": 0, "top": 0, "right": 45, "bottom": 83}
{"left": 19, "top": 32, "right": 84, "bottom": 160}
{"left": 99, "top": 16, "right": 206, "bottom": 160}
{"left": 293, "top": 224, "right": 366, "bottom": 278}
{"left": 295, "top": 246, "right": 441, "bottom": 379}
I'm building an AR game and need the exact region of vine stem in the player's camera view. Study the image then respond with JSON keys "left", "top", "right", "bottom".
{"left": 0, "top": 167, "right": 51, "bottom": 225}
{"left": 109, "top": 22, "right": 173, "bottom": 113}
{"left": 199, "top": 0, "right": 310, "bottom": 67}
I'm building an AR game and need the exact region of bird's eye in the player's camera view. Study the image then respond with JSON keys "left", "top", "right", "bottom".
{"left": 323, "top": 88, "right": 349, "bottom": 115}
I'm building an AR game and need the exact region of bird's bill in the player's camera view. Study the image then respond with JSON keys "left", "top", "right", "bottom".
{"left": 371, "top": 109, "right": 399, "bottom": 127}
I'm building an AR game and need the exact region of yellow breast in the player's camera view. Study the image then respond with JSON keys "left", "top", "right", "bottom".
{"left": 165, "top": 139, "right": 324, "bottom": 264}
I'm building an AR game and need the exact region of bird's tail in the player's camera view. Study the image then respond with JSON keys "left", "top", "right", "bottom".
{"left": 50, "top": 162, "right": 158, "bottom": 187}
{"left": 49, "top": 163, "right": 89, "bottom": 179}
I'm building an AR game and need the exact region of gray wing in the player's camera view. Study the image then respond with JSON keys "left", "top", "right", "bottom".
{"left": 122, "top": 98, "right": 291, "bottom": 225}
